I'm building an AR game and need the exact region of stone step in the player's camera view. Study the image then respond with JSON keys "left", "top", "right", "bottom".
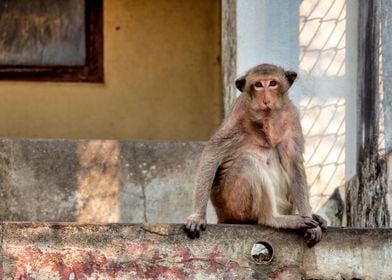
{"left": 0, "top": 222, "right": 391, "bottom": 279}
{"left": 0, "top": 139, "right": 217, "bottom": 223}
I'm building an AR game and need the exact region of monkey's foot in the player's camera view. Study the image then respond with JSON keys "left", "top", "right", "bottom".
{"left": 184, "top": 213, "right": 207, "bottom": 239}
{"left": 304, "top": 226, "right": 323, "bottom": 247}
{"left": 312, "top": 214, "right": 327, "bottom": 230}
{"left": 271, "top": 215, "right": 319, "bottom": 230}
{"left": 291, "top": 215, "right": 320, "bottom": 229}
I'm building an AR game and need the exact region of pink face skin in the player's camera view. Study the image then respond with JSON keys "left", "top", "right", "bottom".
{"left": 251, "top": 76, "right": 285, "bottom": 111}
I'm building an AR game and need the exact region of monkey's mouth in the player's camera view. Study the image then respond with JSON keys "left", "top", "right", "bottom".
{"left": 263, "top": 107, "right": 272, "bottom": 112}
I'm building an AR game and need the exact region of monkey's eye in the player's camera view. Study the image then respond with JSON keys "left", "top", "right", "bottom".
{"left": 254, "top": 81, "right": 263, "bottom": 89}
{"left": 269, "top": 80, "right": 277, "bottom": 87}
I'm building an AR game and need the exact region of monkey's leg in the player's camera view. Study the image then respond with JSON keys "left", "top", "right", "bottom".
{"left": 211, "top": 173, "right": 256, "bottom": 224}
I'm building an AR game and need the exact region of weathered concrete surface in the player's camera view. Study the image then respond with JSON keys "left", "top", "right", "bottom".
{"left": 0, "top": 139, "right": 217, "bottom": 223}
{"left": 0, "top": 223, "right": 390, "bottom": 279}
{"left": 0, "top": 138, "right": 342, "bottom": 226}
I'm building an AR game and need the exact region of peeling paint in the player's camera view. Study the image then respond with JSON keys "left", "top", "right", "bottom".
{"left": 4, "top": 240, "right": 242, "bottom": 279}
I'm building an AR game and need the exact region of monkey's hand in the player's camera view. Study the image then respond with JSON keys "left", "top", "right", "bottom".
{"left": 304, "top": 226, "right": 323, "bottom": 248}
{"left": 184, "top": 213, "right": 207, "bottom": 239}
{"left": 312, "top": 214, "right": 327, "bottom": 230}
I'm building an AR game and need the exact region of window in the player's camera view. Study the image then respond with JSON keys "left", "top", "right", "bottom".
{"left": 0, "top": 0, "right": 103, "bottom": 82}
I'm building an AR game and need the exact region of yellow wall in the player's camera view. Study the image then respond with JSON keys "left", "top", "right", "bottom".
{"left": 0, "top": 0, "right": 221, "bottom": 140}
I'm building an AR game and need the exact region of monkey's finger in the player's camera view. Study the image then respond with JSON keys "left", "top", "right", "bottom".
{"left": 305, "top": 231, "right": 316, "bottom": 247}
{"left": 306, "top": 227, "right": 323, "bottom": 247}
{"left": 306, "top": 229, "right": 316, "bottom": 241}
{"left": 188, "top": 232, "right": 196, "bottom": 239}
{"left": 184, "top": 227, "right": 195, "bottom": 239}
{"left": 185, "top": 221, "right": 195, "bottom": 233}
{"left": 315, "top": 228, "right": 322, "bottom": 242}
{"left": 189, "top": 222, "right": 197, "bottom": 234}
{"left": 306, "top": 238, "right": 317, "bottom": 248}
{"left": 185, "top": 220, "right": 193, "bottom": 231}
{"left": 200, "top": 222, "right": 207, "bottom": 231}
{"left": 303, "top": 218, "right": 319, "bottom": 228}
{"left": 184, "top": 222, "right": 193, "bottom": 237}
{"left": 301, "top": 216, "right": 318, "bottom": 224}
{"left": 187, "top": 226, "right": 198, "bottom": 239}
{"left": 196, "top": 222, "right": 202, "bottom": 233}
{"left": 311, "top": 229, "right": 321, "bottom": 246}
{"left": 313, "top": 214, "right": 327, "bottom": 230}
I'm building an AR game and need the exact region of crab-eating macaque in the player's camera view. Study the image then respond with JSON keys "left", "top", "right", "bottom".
{"left": 184, "top": 64, "right": 326, "bottom": 247}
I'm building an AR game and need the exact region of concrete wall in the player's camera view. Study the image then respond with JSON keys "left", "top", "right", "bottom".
{"left": 237, "top": 0, "right": 358, "bottom": 211}
{"left": 1, "top": 223, "right": 391, "bottom": 279}
{"left": 0, "top": 0, "right": 221, "bottom": 141}
{"left": 0, "top": 138, "right": 346, "bottom": 225}
{"left": 0, "top": 139, "right": 217, "bottom": 224}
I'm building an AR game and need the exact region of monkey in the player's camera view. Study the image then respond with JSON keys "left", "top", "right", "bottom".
{"left": 184, "top": 64, "right": 326, "bottom": 247}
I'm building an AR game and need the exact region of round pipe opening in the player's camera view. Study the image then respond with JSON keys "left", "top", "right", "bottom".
{"left": 251, "top": 241, "right": 274, "bottom": 264}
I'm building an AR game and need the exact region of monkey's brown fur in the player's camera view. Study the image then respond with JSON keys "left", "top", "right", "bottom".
{"left": 185, "top": 64, "right": 326, "bottom": 247}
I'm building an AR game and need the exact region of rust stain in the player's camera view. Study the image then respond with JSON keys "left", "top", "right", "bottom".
{"left": 267, "top": 264, "right": 301, "bottom": 280}
{"left": 3, "top": 239, "right": 244, "bottom": 279}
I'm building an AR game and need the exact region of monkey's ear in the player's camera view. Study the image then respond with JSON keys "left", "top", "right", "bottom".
{"left": 285, "top": 70, "right": 297, "bottom": 86}
{"left": 235, "top": 76, "right": 246, "bottom": 92}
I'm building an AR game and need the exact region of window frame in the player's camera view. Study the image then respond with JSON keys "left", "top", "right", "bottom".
{"left": 0, "top": 0, "right": 103, "bottom": 83}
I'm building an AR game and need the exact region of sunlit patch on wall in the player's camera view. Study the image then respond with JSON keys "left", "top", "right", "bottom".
{"left": 77, "top": 140, "right": 121, "bottom": 222}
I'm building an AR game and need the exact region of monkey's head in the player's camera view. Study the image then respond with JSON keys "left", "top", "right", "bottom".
{"left": 235, "top": 64, "right": 297, "bottom": 112}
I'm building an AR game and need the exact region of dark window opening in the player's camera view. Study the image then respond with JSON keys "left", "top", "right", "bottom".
{"left": 0, "top": 0, "right": 103, "bottom": 82}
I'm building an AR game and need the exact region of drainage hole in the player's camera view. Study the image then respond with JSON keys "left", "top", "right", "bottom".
{"left": 251, "top": 241, "right": 274, "bottom": 264}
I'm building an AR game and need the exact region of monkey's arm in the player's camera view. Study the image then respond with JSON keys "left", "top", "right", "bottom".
{"left": 185, "top": 125, "right": 242, "bottom": 238}
{"left": 279, "top": 145, "right": 324, "bottom": 246}
{"left": 184, "top": 145, "right": 221, "bottom": 238}
{"left": 278, "top": 125, "right": 326, "bottom": 247}
{"left": 291, "top": 153, "right": 312, "bottom": 216}
{"left": 185, "top": 95, "right": 246, "bottom": 238}
{"left": 276, "top": 124, "right": 310, "bottom": 215}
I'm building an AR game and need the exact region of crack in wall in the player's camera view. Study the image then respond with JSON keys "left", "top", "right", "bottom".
{"left": 142, "top": 184, "right": 148, "bottom": 222}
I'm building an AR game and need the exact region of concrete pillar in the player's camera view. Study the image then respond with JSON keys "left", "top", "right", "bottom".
{"left": 381, "top": 0, "right": 392, "bottom": 219}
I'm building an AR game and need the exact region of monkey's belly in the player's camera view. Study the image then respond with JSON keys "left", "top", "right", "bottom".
{"left": 212, "top": 147, "right": 293, "bottom": 222}
{"left": 258, "top": 148, "right": 293, "bottom": 215}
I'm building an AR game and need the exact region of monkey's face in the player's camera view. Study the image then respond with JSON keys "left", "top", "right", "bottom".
{"left": 248, "top": 75, "right": 286, "bottom": 111}
{"left": 235, "top": 64, "right": 297, "bottom": 112}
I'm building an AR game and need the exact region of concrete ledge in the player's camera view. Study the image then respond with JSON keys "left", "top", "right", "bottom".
{"left": 0, "top": 223, "right": 391, "bottom": 279}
